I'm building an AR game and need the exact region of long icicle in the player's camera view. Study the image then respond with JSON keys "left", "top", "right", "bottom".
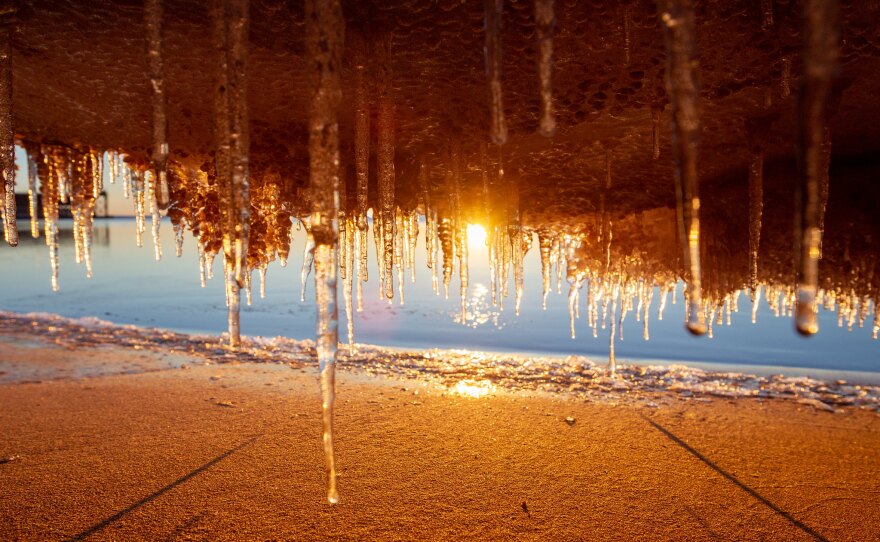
{"left": 660, "top": 0, "right": 706, "bottom": 335}
{"left": 227, "top": 0, "right": 250, "bottom": 288}
{"left": 353, "top": 30, "right": 370, "bottom": 310}
{"left": 484, "top": 0, "right": 507, "bottom": 145}
{"left": 301, "top": 221, "right": 315, "bottom": 302}
{"left": 343, "top": 217, "right": 355, "bottom": 352}
{"left": 748, "top": 147, "right": 763, "bottom": 294}
{"left": 211, "top": 0, "right": 235, "bottom": 345}
{"left": 145, "top": 0, "right": 171, "bottom": 210}
{"left": 377, "top": 34, "right": 395, "bottom": 302}
{"left": 39, "top": 147, "right": 60, "bottom": 291}
{"left": 534, "top": 0, "right": 556, "bottom": 137}
{"left": 452, "top": 145, "right": 468, "bottom": 323}
{"left": 794, "top": 0, "right": 840, "bottom": 336}
{"left": 27, "top": 150, "right": 39, "bottom": 238}
{"left": 0, "top": 10, "right": 15, "bottom": 247}
{"left": 211, "top": 0, "right": 250, "bottom": 348}
{"left": 306, "top": 0, "right": 343, "bottom": 506}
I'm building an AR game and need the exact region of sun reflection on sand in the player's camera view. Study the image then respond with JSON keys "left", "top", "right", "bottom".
{"left": 450, "top": 379, "right": 496, "bottom": 398}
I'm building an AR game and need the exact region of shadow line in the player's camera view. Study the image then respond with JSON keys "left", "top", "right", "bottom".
{"left": 66, "top": 435, "right": 261, "bottom": 541}
{"left": 641, "top": 415, "right": 829, "bottom": 542}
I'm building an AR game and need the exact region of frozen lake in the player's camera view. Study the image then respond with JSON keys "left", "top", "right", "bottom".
{"left": 0, "top": 218, "right": 877, "bottom": 380}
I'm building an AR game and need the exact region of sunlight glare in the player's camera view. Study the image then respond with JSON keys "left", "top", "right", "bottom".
{"left": 466, "top": 223, "right": 487, "bottom": 246}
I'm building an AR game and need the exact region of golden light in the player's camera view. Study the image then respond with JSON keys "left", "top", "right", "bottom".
{"left": 450, "top": 379, "right": 496, "bottom": 398}
{"left": 466, "top": 223, "right": 487, "bottom": 246}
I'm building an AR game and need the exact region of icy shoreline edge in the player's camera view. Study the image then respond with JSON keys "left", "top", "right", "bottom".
{"left": 1, "top": 310, "right": 877, "bottom": 413}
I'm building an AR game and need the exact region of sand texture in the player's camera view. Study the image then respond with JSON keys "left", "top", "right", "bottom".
{"left": 0, "top": 332, "right": 878, "bottom": 541}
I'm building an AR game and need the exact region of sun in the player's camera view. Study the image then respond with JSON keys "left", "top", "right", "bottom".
{"left": 466, "top": 223, "right": 487, "bottom": 246}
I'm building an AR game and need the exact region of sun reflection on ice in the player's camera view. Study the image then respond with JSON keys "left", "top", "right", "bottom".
{"left": 453, "top": 283, "right": 504, "bottom": 328}
{"left": 450, "top": 379, "right": 496, "bottom": 398}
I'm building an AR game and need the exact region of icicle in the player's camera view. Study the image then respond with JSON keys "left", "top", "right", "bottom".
{"left": 81, "top": 152, "right": 97, "bottom": 279}
{"left": 306, "top": 0, "right": 343, "bottom": 506}
{"left": 636, "top": 283, "right": 644, "bottom": 322}
{"left": 658, "top": 284, "right": 669, "bottom": 320}
{"left": 148, "top": 172, "right": 163, "bottom": 261}
{"left": 394, "top": 209, "right": 405, "bottom": 304}
{"left": 534, "top": 0, "right": 556, "bottom": 137}
{"left": 244, "top": 271, "right": 252, "bottom": 306}
{"left": 794, "top": 0, "right": 839, "bottom": 336}
{"left": 211, "top": 0, "right": 250, "bottom": 348}
{"left": 0, "top": 13, "right": 15, "bottom": 248}
{"left": 484, "top": 0, "right": 508, "bottom": 145}
{"left": 355, "top": 228, "right": 365, "bottom": 311}
{"left": 133, "top": 169, "right": 146, "bottom": 247}
{"left": 873, "top": 306, "right": 879, "bottom": 340}
{"left": 725, "top": 295, "right": 732, "bottom": 326}
{"left": 224, "top": 259, "right": 241, "bottom": 348}
{"left": 459, "top": 222, "right": 469, "bottom": 323}
{"left": 342, "top": 218, "right": 355, "bottom": 352}
{"left": 751, "top": 284, "right": 762, "bottom": 323}
{"left": 259, "top": 266, "right": 266, "bottom": 299}
{"left": 358, "top": 216, "right": 368, "bottom": 285}
{"left": 374, "top": 214, "right": 385, "bottom": 299}
{"left": 205, "top": 251, "right": 216, "bottom": 279}
{"left": 609, "top": 285, "right": 618, "bottom": 377}
{"left": 26, "top": 150, "right": 39, "bottom": 238}
{"left": 555, "top": 239, "right": 563, "bottom": 294}
{"left": 122, "top": 163, "right": 132, "bottom": 199}
{"left": 439, "top": 217, "right": 454, "bottom": 299}
{"left": 660, "top": 0, "right": 706, "bottom": 335}
{"left": 198, "top": 243, "right": 208, "bottom": 287}
{"left": 408, "top": 212, "right": 418, "bottom": 283}
{"left": 427, "top": 210, "right": 437, "bottom": 294}
{"left": 643, "top": 286, "right": 653, "bottom": 340}
{"left": 501, "top": 224, "right": 511, "bottom": 304}
{"left": 817, "top": 128, "right": 831, "bottom": 256}
{"left": 513, "top": 228, "right": 524, "bottom": 316}
{"left": 145, "top": 0, "right": 171, "bottom": 210}
{"left": 567, "top": 278, "right": 581, "bottom": 339}
{"left": 451, "top": 145, "right": 467, "bottom": 321}
{"left": 377, "top": 35, "right": 396, "bottom": 302}
{"left": 91, "top": 151, "right": 102, "bottom": 200}
{"left": 351, "top": 29, "right": 369, "bottom": 310}
{"left": 301, "top": 224, "right": 315, "bottom": 303}
{"left": 108, "top": 151, "right": 118, "bottom": 184}
{"left": 540, "top": 233, "right": 552, "bottom": 309}
{"left": 420, "top": 161, "right": 435, "bottom": 276}
{"left": 354, "top": 35, "right": 370, "bottom": 235}
{"left": 174, "top": 220, "right": 184, "bottom": 257}
{"left": 58, "top": 152, "right": 70, "bottom": 204}
{"left": 748, "top": 148, "right": 763, "bottom": 293}
{"left": 40, "top": 150, "right": 60, "bottom": 292}
{"left": 707, "top": 303, "right": 716, "bottom": 338}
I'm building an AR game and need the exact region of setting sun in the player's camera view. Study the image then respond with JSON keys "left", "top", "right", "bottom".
{"left": 466, "top": 223, "right": 487, "bottom": 246}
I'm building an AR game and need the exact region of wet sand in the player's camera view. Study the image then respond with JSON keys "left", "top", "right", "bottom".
{"left": 0, "top": 333, "right": 878, "bottom": 541}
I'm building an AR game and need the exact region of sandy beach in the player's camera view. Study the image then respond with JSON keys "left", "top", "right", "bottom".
{"left": 1, "top": 329, "right": 879, "bottom": 541}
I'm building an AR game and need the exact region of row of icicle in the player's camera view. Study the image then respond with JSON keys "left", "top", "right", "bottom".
{"left": 0, "top": 0, "right": 857, "bottom": 506}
